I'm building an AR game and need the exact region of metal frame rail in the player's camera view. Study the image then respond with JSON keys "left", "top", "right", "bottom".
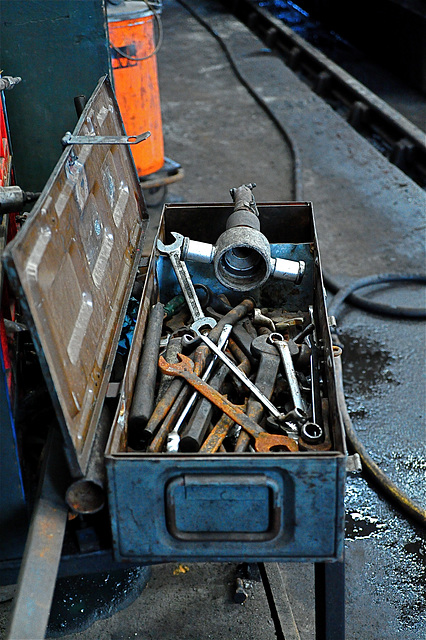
{"left": 225, "top": 0, "right": 426, "bottom": 189}
{"left": 260, "top": 561, "right": 345, "bottom": 640}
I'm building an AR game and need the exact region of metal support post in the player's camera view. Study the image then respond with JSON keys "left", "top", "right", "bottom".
{"left": 6, "top": 429, "right": 69, "bottom": 640}
{"left": 314, "top": 558, "right": 345, "bottom": 640}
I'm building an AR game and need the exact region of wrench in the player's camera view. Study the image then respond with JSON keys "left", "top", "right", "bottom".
{"left": 157, "top": 232, "right": 217, "bottom": 333}
{"left": 267, "top": 332, "right": 308, "bottom": 414}
{"left": 199, "top": 398, "right": 247, "bottom": 453}
{"left": 268, "top": 332, "right": 325, "bottom": 444}
{"left": 166, "top": 323, "right": 232, "bottom": 452}
{"left": 158, "top": 354, "right": 298, "bottom": 453}
{"left": 249, "top": 334, "right": 299, "bottom": 441}
{"left": 193, "top": 329, "right": 289, "bottom": 423}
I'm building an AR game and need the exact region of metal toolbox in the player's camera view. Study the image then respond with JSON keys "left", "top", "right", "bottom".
{"left": 105, "top": 200, "right": 347, "bottom": 564}
{"left": 3, "top": 75, "right": 346, "bottom": 568}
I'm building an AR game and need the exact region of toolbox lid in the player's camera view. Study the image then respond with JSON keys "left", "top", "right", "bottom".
{"left": 3, "top": 76, "right": 148, "bottom": 477}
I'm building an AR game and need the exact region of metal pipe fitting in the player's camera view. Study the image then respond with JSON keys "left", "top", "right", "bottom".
{"left": 181, "top": 183, "right": 305, "bottom": 291}
{"left": 271, "top": 256, "right": 305, "bottom": 284}
{"left": 0, "top": 186, "right": 41, "bottom": 214}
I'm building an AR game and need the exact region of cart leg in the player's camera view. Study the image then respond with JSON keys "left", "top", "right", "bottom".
{"left": 314, "top": 557, "right": 345, "bottom": 640}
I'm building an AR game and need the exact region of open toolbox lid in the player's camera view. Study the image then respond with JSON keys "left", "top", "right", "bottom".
{"left": 3, "top": 76, "right": 148, "bottom": 478}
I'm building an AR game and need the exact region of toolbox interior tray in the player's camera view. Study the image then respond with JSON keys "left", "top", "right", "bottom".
{"left": 105, "top": 201, "right": 347, "bottom": 564}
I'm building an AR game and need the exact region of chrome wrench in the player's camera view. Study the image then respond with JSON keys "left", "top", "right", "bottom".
{"left": 268, "top": 332, "right": 324, "bottom": 444}
{"left": 157, "top": 232, "right": 217, "bottom": 333}
{"left": 193, "top": 329, "right": 290, "bottom": 423}
{"left": 267, "top": 332, "right": 308, "bottom": 414}
{"left": 166, "top": 323, "right": 232, "bottom": 452}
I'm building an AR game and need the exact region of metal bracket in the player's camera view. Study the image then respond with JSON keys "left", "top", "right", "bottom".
{"left": 61, "top": 130, "right": 151, "bottom": 147}
{"left": 346, "top": 453, "right": 362, "bottom": 474}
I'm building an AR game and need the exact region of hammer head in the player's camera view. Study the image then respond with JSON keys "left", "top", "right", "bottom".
{"left": 158, "top": 352, "right": 195, "bottom": 375}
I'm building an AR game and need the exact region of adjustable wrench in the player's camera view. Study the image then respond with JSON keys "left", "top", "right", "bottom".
{"left": 157, "top": 232, "right": 217, "bottom": 333}
{"left": 158, "top": 353, "right": 298, "bottom": 453}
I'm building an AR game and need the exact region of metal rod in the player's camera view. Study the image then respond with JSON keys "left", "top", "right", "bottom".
{"left": 6, "top": 430, "right": 69, "bottom": 640}
{"left": 194, "top": 330, "right": 283, "bottom": 419}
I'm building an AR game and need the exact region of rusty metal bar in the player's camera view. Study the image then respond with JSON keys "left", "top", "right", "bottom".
{"left": 6, "top": 430, "right": 69, "bottom": 640}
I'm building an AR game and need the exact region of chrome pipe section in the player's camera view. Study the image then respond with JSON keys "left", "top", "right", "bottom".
{"left": 271, "top": 256, "right": 305, "bottom": 284}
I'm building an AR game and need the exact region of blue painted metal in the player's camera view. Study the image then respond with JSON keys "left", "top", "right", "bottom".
{"left": 0, "top": 345, "right": 28, "bottom": 563}
{"left": 105, "top": 199, "right": 347, "bottom": 564}
{"left": 107, "top": 454, "right": 346, "bottom": 563}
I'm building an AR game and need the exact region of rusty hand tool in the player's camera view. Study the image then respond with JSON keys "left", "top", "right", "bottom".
{"left": 179, "top": 361, "right": 230, "bottom": 452}
{"left": 127, "top": 302, "right": 165, "bottom": 448}
{"left": 142, "top": 346, "right": 205, "bottom": 446}
{"left": 199, "top": 414, "right": 235, "bottom": 453}
{"left": 158, "top": 354, "right": 298, "bottom": 453}
{"left": 139, "top": 299, "right": 255, "bottom": 448}
{"left": 199, "top": 398, "right": 247, "bottom": 453}
{"left": 156, "top": 334, "right": 184, "bottom": 401}
{"left": 194, "top": 329, "right": 291, "bottom": 424}
{"left": 179, "top": 339, "right": 250, "bottom": 452}
{"left": 147, "top": 384, "right": 191, "bottom": 453}
{"left": 166, "top": 323, "right": 233, "bottom": 452}
{"left": 157, "top": 232, "right": 217, "bottom": 333}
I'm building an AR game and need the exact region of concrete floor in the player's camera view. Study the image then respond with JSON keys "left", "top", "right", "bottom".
{"left": 1, "top": 0, "right": 425, "bottom": 638}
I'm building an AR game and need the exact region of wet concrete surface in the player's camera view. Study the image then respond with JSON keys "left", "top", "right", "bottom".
{"left": 1, "top": 0, "right": 425, "bottom": 638}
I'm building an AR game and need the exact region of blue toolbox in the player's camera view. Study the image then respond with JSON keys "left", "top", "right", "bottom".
{"left": 3, "top": 76, "right": 347, "bottom": 568}
{"left": 106, "top": 196, "right": 347, "bottom": 563}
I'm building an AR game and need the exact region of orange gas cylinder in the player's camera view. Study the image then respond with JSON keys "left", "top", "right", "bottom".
{"left": 107, "top": 1, "right": 164, "bottom": 177}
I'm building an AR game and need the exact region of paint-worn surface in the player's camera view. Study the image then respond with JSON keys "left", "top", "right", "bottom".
{"left": 2, "top": 77, "right": 148, "bottom": 478}
{"left": 0, "top": 1, "right": 111, "bottom": 192}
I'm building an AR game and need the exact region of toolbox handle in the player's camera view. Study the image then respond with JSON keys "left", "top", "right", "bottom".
{"left": 165, "top": 474, "right": 282, "bottom": 542}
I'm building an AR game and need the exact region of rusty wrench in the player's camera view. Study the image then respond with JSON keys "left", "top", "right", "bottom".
{"left": 166, "top": 323, "right": 232, "bottom": 452}
{"left": 158, "top": 353, "right": 298, "bottom": 453}
{"left": 157, "top": 232, "right": 217, "bottom": 333}
{"left": 193, "top": 329, "right": 290, "bottom": 423}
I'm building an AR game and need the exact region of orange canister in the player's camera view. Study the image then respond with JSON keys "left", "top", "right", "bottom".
{"left": 107, "top": 1, "right": 164, "bottom": 177}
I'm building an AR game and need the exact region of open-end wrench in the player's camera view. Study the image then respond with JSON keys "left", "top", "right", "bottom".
{"left": 166, "top": 323, "right": 232, "bottom": 452}
{"left": 158, "top": 353, "right": 298, "bottom": 453}
{"left": 193, "top": 329, "right": 290, "bottom": 424}
{"left": 249, "top": 334, "right": 299, "bottom": 441}
{"left": 267, "top": 332, "right": 308, "bottom": 414}
{"left": 157, "top": 232, "right": 217, "bottom": 333}
{"left": 268, "top": 332, "right": 325, "bottom": 444}
{"left": 200, "top": 398, "right": 247, "bottom": 453}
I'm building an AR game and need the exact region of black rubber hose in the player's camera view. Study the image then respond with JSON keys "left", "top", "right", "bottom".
{"left": 176, "top": 0, "right": 426, "bottom": 526}
{"left": 325, "top": 272, "right": 426, "bottom": 319}
{"left": 334, "top": 354, "right": 426, "bottom": 528}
